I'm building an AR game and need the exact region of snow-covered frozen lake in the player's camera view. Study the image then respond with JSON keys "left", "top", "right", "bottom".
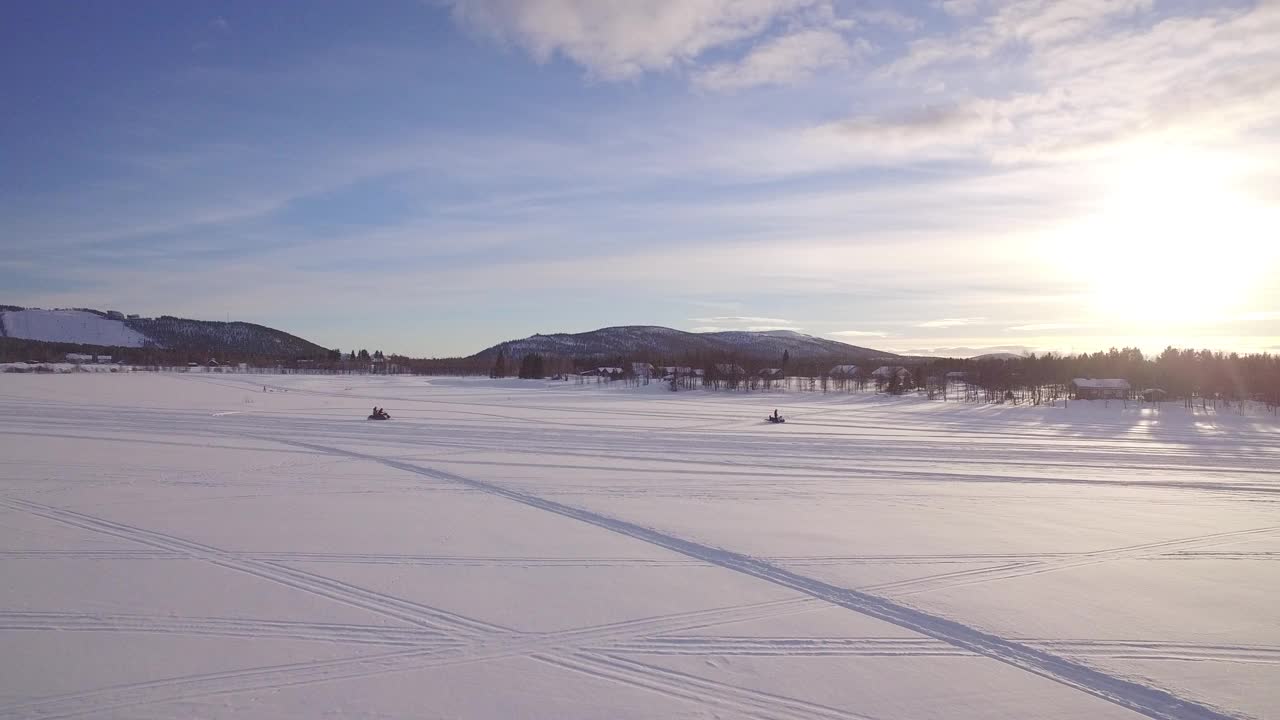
{"left": 1, "top": 373, "right": 1277, "bottom": 719}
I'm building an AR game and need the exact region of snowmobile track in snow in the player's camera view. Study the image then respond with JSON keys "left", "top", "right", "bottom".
{"left": 0, "top": 497, "right": 508, "bottom": 638}
{"left": 265, "top": 436, "right": 1240, "bottom": 720}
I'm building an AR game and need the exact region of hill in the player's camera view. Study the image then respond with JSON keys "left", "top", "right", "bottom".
{"left": 468, "top": 326, "right": 906, "bottom": 365}
{"left": 0, "top": 307, "right": 329, "bottom": 359}
{"left": 125, "top": 316, "right": 328, "bottom": 357}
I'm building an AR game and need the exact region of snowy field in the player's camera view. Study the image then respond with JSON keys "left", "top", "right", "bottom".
{"left": 1, "top": 373, "right": 1277, "bottom": 720}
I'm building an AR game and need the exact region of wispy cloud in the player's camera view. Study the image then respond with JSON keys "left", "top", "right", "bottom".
{"left": 691, "top": 315, "right": 794, "bottom": 324}
{"left": 690, "top": 325, "right": 802, "bottom": 333}
{"left": 445, "top": 0, "right": 831, "bottom": 81}
{"left": 694, "top": 28, "right": 857, "bottom": 91}
{"left": 889, "top": 344, "right": 1035, "bottom": 358}
{"left": 917, "top": 317, "right": 985, "bottom": 328}
{"left": 829, "top": 329, "right": 887, "bottom": 337}
{"left": 1006, "top": 323, "right": 1087, "bottom": 332}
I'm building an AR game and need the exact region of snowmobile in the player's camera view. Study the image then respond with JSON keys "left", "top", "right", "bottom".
{"left": 766, "top": 410, "right": 785, "bottom": 424}
{"left": 368, "top": 409, "right": 391, "bottom": 420}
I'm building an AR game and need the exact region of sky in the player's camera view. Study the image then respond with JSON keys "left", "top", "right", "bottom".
{"left": 3, "top": 0, "right": 1279, "bottom": 358}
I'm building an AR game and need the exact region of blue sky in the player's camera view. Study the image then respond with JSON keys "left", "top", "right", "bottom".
{"left": 3, "top": 0, "right": 1278, "bottom": 357}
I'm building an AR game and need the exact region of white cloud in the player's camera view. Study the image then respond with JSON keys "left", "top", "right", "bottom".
{"left": 829, "top": 329, "right": 887, "bottom": 337}
{"left": 694, "top": 28, "right": 854, "bottom": 91}
{"left": 445, "top": 0, "right": 824, "bottom": 81}
{"left": 917, "top": 317, "right": 986, "bottom": 328}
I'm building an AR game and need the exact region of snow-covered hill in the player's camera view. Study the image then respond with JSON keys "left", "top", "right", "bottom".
{"left": 471, "top": 325, "right": 905, "bottom": 363}
{"left": 0, "top": 308, "right": 329, "bottom": 358}
{"left": 0, "top": 310, "right": 152, "bottom": 347}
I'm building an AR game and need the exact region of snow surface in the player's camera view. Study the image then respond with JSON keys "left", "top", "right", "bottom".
{"left": 0, "top": 309, "right": 152, "bottom": 347}
{"left": 1, "top": 373, "right": 1277, "bottom": 719}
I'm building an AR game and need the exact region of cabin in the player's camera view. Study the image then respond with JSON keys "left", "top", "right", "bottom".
{"left": 714, "top": 363, "right": 746, "bottom": 377}
{"left": 1071, "top": 378, "right": 1131, "bottom": 400}
{"left": 65, "top": 353, "right": 94, "bottom": 363}
{"left": 660, "top": 366, "right": 693, "bottom": 377}
{"left": 582, "top": 367, "right": 623, "bottom": 379}
{"left": 758, "top": 368, "right": 785, "bottom": 380}
{"left": 1141, "top": 388, "right": 1167, "bottom": 402}
{"left": 94, "top": 355, "right": 112, "bottom": 364}
{"left": 828, "top": 365, "right": 862, "bottom": 379}
{"left": 871, "top": 366, "right": 911, "bottom": 381}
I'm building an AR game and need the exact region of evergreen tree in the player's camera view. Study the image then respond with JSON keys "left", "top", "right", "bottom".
{"left": 491, "top": 348, "right": 507, "bottom": 378}
{"left": 517, "top": 353, "right": 546, "bottom": 379}
{"left": 887, "top": 374, "right": 903, "bottom": 395}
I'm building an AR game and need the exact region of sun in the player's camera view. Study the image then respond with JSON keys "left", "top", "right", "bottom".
{"left": 1068, "top": 145, "right": 1279, "bottom": 326}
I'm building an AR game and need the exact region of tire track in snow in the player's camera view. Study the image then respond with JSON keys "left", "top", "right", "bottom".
{"left": 1032, "top": 640, "right": 1280, "bottom": 665}
{"left": 533, "top": 651, "right": 879, "bottom": 720}
{"left": 0, "top": 549, "right": 182, "bottom": 560}
{"left": 601, "top": 636, "right": 967, "bottom": 658}
{"left": 0, "top": 611, "right": 460, "bottom": 647}
{"left": 267, "top": 438, "right": 1240, "bottom": 720}
{"left": 248, "top": 551, "right": 704, "bottom": 567}
{"left": 0, "top": 595, "right": 831, "bottom": 719}
{"left": 0, "top": 647, "right": 441, "bottom": 720}
{"left": 0, "top": 498, "right": 507, "bottom": 639}
{"left": 601, "top": 636, "right": 1280, "bottom": 664}
{"left": 864, "top": 525, "right": 1280, "bottom": 596}
{"left": 0, "top": 492, "right": 835, "bottom": 719}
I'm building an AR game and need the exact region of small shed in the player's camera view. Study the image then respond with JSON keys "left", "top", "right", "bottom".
{"left": 1141, "top": 388, "right": 1167, "bottom": 402}
{"left": 1071, "top": 378, "right": 1131, "bottom": 400}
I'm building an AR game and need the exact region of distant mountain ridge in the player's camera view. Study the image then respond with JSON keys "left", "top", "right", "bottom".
{"left": 469, "top": 326, "right": 906, "bottom": 364}
{"left": 0, "top": 307, "right": 328, "bottom": 358}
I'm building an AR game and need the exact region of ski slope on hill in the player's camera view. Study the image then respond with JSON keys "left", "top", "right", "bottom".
{"left": 0, "top": 309, "right": 151, "bottom": 347}
{"left": 0, "top": 374, "right": 1276, "bottom": 719}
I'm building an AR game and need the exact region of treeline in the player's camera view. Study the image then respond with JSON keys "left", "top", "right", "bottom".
{"left": 399, "top": 348, "right": 855, "bottom": 378}
{"left": 921, "top": 347, "right": 1280, "bottom": 407}
{"left": 0, "top": 337, "right": 331, "bottom": 368}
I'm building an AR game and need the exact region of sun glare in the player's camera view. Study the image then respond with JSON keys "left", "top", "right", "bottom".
{"left": 1070, "top": 146, "right": 1279, "bottom": 325}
